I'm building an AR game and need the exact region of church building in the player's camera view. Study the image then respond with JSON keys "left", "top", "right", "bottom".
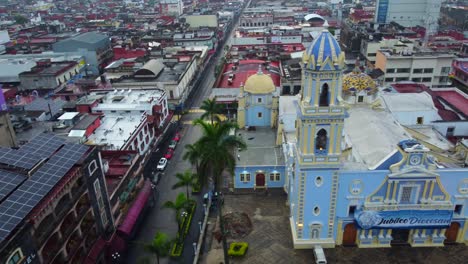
{"left": 232, "top": 27, "right": 468, "bottom": 249}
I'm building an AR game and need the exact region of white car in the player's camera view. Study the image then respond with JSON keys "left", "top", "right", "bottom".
{"left": 157, "top": 158, "right": 168, "bottom": 171}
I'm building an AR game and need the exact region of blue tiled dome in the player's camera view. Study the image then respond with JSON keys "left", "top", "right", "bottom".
{"left": 303, "top": 29, "right": 345, "bottom": 71}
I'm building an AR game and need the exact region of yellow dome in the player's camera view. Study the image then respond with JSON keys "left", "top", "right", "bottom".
{"left": 243, "top": 72, "right": 276, "bottom": 94}
{"left": 343, "top": 70, "right": 377, "bottom": 93}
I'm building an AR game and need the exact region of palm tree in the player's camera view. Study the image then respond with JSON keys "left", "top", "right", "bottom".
{"left": 200, "top": 98, "right": 223, "bottom": 124}
{"left": 183, "top": 143, "right": 208, "bottom": 185}
{"left": 192, "top": 119, "right": 246, "bottom": 190}
{"left": 143, "top": 232, "right": 172, "bottom": 264}
{"left": 162, "top": 192, "right": 190, "bottom": 232}
{"left": 172, "top": 170, "right": 197, "bottom": 199}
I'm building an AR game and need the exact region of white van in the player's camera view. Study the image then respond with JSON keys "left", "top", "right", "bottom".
{"left": 313, "top": 246, "right": 327, "bottom": 264}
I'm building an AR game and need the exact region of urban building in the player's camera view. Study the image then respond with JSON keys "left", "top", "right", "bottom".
{"left": 360, "top": 38, "right": 415, "bottom": 66}
{"left": 375, "top": 49, "right": 455, "bottom": 88}
{"left": 159, "top": 0, "right": 184, "bottom": 17}
{"left": 76, "top": 88, "right": 169, "bottom": 156}
{"left": 0, "top": 134, "right": 114, "bottom": 264}
{"left": 374, "top": 0, "right": 442, "bottom": 33}
{"left": 0, "top": 111, "right": 17, "bottom": 148}
{"left": 18, "top": 59, "right": 83, "bottom": 92}
{"left": 53, "top": 32, "right": 113, "bottom": 75}
{"left": 230, "top": 28, "right": 468, "bottom": 250}
{"left": 450, "top": 58, "right": 468, "bottom": 91}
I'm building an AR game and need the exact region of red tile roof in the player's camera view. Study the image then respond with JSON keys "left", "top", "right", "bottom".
{"left": 433, "top": 90, "right": 468, "bottom": 118}
{"left": 217, "top": 60, "right": 281, "bottom": 88}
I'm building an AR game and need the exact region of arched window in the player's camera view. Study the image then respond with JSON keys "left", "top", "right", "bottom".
{"left": 7, "top": 248, "right": 24, "bottom": 264}
{"left": 309, "top": 223, "right": 322, "bottom": 239}
{"left": 315, "top": 129, "right": 327, "bottom": 152}
{"left": 319, "top": 83, "right": 329, "bottom": 106}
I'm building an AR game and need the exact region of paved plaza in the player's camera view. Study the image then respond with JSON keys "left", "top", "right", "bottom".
{"left": 203, "top": 193, "right": 468, "bottom": 264}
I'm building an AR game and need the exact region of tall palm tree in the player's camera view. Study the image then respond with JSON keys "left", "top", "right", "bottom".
{"left": 200, "top": 97, "right": 223, "bottom": 124}
{"left": 192, "top": 119, "right": 246, "bottom": 190}
{"left": 172, "top": 170, "right": 197, "bottom": 199}
{"left": 143, "top": 232, "right": 172, "bottom": 264}
{"left": 162, "top": 192, "right": 190, "bottom": 232}
{"left": 183, "top": 143, "right": 208, "bottom": 185}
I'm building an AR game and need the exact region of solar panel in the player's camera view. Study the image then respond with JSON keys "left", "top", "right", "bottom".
{"left": 0, "top": 170, "right": 27, "bottom": 201}
{"left": 20, "top": 134, "right": 65, "bottom": 158}
{"left": 0, "top": 143, "right": 89, "bottom": 242}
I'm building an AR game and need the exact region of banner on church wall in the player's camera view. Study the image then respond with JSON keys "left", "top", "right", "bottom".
{"left": 355, "top": 210, "right": 453, "bottom": 229}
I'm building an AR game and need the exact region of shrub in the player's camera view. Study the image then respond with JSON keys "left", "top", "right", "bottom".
{"left": 192, "top": 180, "right": 201, "bottom": 194}
{"left": 170, "top": 201, "right": 197, "bottom": 257}
{"left": 228, "top": 242, "right": 248, "bottom": 257}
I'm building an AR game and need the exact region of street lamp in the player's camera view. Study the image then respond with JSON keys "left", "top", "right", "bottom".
{"left": 198, "top": 221, "right": 202, "bottom": 232}
{"left": 111, "top": 252, "right": 121, "bottom": 262}
{"left": 203, "top": 204, "right": 207, "bottom": 215}
{"left": 192, "top": 242, "right": 197, "bottom": 255}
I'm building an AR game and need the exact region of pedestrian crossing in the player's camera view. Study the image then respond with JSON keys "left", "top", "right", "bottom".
{"left": 188, "top": 108, "right": 206, "bottom": 113}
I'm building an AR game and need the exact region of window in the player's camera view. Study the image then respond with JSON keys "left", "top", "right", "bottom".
{"left": 422, "top": 77, "right": 432, "bottom": 82}
{"left": 348, "top": 205, "right": 357, "bottom": 216}
{"left": 7, "top": 248, "right": 23, "bottom": 264}
{"left": 257, "top": 112, "right": 263, "bottom": 118}
{"left": 257, "top": 97, "right": 263, "bottom": 103}
{"left": 446, "top": 126, "right": 455, "bottom": 137}
{"left": 310, "top": 224, "right": 322, "bottom": 239}
{"left": 440, "top": 67, "right": 451, "bottom": 75}
{"left": 439, "top": 76, "right": 449, "bottom": 83}
{"left": 357, "top": 96, "right": 364, "bottom": 103}
{"left": 98, "top": 196, "right": 104, "bottom": 209}
{"left": 313, "top": 206, "right": 320, "bottom": 216}
{"left": 315, "top": 176, "right": 323, "bottom": 187}
{"left": 386, "top": 68, "right": 396, "bottom": 73}
{"left": 88, "top": 160, "right": 98, "bottom": 176}
{"left": 367, "top": 53, "right": 376, "bottom": 57}
{"left": 413, "top": 68, "right": 423, "bottom": 74}
{"left": 384, "top": 77, "right": 394, "bottom": 82}
{"left": 399, "top": 186, "right": 418, "bottom": 204}
{"left": 397, "top": 68, "right": 410, "bottom": 73}
{"left": 423, "top": 68, "right": 433, "bottom": 74}
{"left": 412, "top": 78, "right": 421, "bottom": 82}
{"left": 240, "top": 173, "right": 251, "bottom": 182}
{"left": 94, "top": 179, "right": 101, "bottom": 198}
{"left": 101, "top": 209, "right": 108, "bottom": 226}
{"left": 315, "top": 129, "right": 327, "bottom": 152}
{"left": 417, "top": 117, "right": 424, "bottom": 125}
{"left": 395, "top": 77, "right": 409, "bottom": 82}
{"left": 455, "top": 204, "right": 463, "bottom": 215}
{"left": 269, "top": 172, "right": 280, "bottom": 181}
{"left": 319, "top": 83, "right": 329, "bottom": 107}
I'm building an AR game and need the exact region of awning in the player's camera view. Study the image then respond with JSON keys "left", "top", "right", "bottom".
{"left": 84, "top": 237, "right": 106, "bottom": 264}
{"left": 106, "top": 233, "right": 127, "bottom": 257}
{"left": 117, "top": 180, "right": 152, "bottom": 238}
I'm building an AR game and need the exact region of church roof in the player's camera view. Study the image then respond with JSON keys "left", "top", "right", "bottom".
{"left": 302, "top": 28, "right": 344, "bottom": 70}
{"left": 243, "top": 68, "right": 276, "bottom": 94}
{"left": 343, "top": 68, "right": 377, "bottom": 93}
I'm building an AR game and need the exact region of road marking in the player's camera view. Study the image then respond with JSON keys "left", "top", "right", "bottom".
{"left": 189, "top": 109, "right": 206, "bottom": 113}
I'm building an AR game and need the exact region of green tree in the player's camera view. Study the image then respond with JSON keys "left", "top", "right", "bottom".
{"left": 183, "top": 142, "right": 208, "bottom": 185}
{"left": 14, "top": 15, "right": 28, "bottom": 25}
{"left": 143, "top": 232, "right": 172, "bottom": 264}
{"left": 162, "top": 192, "right": 190, "bottom": 232}
{"left": 172, "top": 170, "right": 197, "bottom": 199}
{"left": 200, "top": 98, "right": 223, "bottom": 124}
{"left": 192, "top": 119, "right": 246, "bottom": 190}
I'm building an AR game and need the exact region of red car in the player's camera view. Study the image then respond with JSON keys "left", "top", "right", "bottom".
{"left": 164, "top": 149, "right": 174, "bottom": 159}
{"left": 173, "top": 132, "right": 181, "bottom": 142}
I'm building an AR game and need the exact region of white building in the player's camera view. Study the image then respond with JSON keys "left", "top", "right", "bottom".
{"left": 84, "top": 89, "right": 169, "bottom": 155}
{"left": 360, "top": 38, "right": 416, "bottom": 65}
{"left": 375, "top": 49, "right": 455, "bottom": 88}
{"left": 375, "top": 0, "right": 442, "bottom": 33}
{"left": 160, "top": 0, "right": 183, "bottom": 17}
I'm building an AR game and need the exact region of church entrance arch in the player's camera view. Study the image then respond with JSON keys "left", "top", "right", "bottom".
{"left": 255, "top": 171, "right": 265, "bottom": 187}
{"left": 319, "top": 83, "right": 329, "bottom": 106}
{"left": 445, "top": 222, "right": 460, "bottom": 243}
{"left": 342, "top": 223, "right": 357, "bottom": 246}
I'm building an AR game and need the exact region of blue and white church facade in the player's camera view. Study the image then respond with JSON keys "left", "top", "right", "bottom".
{"left": 232, "top": 28, "right": 468, "bottom": 249}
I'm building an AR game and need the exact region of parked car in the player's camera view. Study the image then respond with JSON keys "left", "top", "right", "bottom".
{"left": 169, "top": 140, "right": 177, "bottom": 149}
{"left": 156, "top": 158, "right": 168, "bottom": 171}
{"left": 164, "top": 149, "right": 174, "bottom": 160}
{"left": 173, "top": 132, "right": 181, "bottom": 142}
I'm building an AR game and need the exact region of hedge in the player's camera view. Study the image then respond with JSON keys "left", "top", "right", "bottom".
{"left": 170, "top": 201, "right": 197, "bottom": 257}
{"left": 228, "top": 242, "right": 248, "bottom": 257}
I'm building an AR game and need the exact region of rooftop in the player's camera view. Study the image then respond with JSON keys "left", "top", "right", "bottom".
{"left": 217, "top": 60, "right": 281, "bottom": 88}
{"left": 236, "top": 128, "right": 284, "bottom": 167}
{"left": 432, "top": 90, "right": 468, "bottom": 118}
{"left": 91, "top": 89, "right": 166, "bottom": 112}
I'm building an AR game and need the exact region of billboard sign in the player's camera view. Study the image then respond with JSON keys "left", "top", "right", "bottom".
{"left": 376, "top": 0, "right": 389, "bottom": 24}
{"left": 355, "top": 210, "right": 453, "bottom": 229}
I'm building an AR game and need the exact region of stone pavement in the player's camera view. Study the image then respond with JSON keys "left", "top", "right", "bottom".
{"left": 202, "top": 193, "right": 468, "bottom": 264}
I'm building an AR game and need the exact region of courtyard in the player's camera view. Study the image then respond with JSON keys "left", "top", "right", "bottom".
{"left": 203, "top": 193, "right": 468, "bottom": 264}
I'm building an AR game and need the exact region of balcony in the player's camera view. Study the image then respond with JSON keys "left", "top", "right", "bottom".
{"left": 66, "top": 231, "right": 83, "bottom": 257}
{"left": 60, "top": 212, "right": 77, "bottom": 241}
{"left": 41, "top": 232, "right": 62, "bottom": 263}
{"left": 35, "top": 213, "right": 57, "bottom": 245}
{"left": 55, "top": 194, "right": 73, "bottom": 221}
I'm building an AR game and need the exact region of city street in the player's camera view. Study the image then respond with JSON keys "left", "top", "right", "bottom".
{"left": 124, "top": 5, "right": 244, "bottom": 264}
